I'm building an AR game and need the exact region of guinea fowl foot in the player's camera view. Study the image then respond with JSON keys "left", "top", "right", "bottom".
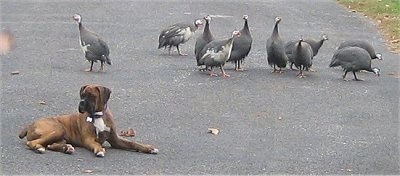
{"left": 296, "top": 72, "right": 306, "bottom": 78}
{"left": 84, "top": 68, "right": 93, "bottom": 72}
{"left": 222, "top": 73, "right": 231, "bottom": 77}
{"left": 235, "top": 67, "right": 245, "bottom": 71}
{"left": 307, "top": 68, "right": 316, "bottom": 72}
{"left": 178, "top": 53, "right": 188, "bottom": 56}
{"left": 209, "top": 71, "right": 218, "bottom": 77}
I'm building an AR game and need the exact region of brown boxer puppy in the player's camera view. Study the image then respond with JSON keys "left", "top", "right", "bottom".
{"left": 18, "top": 84, "right": 158, "bottom": 157}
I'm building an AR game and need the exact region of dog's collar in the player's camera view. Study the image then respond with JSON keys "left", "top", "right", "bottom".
{"left": 86, "top": 105, "right": 107, "bottom": 122}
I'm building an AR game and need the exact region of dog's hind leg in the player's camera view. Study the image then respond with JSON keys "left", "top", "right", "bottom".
{"left": 47, "top": 140, "right": 75, "bottom": 154}
{"left": 26, "top": 133, "right": 62, "bottom": 154}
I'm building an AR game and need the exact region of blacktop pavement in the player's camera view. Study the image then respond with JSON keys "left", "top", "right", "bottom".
{"left": 1, "top": 0, "right": 399, "bottom": 175}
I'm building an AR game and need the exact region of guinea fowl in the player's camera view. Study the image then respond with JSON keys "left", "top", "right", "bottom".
{"left": 158, "top": 19, "right": 203, "bottom": 56}
{"left": 337, "top": 40, "right": 383, "bottom": 60}
{"left": 329, "top": 46, "right": 380, "bottom": 81}
{"left": 292, "top": 38, "right": 313, "bottom": 78}
{"left": 285, "top": 34, "right": 328, "bottom": 70}
{"left": 195, "top": 15, "right": 214, "bottom": 70}
{"left": 198, "top": 30, "right": 241, "bottom": 77}
{"left": 228, "top": 15, "right": 253, "bottom": 71}
{"left": 305, "top": 34, "right": 328, "bottom": 57}
{"left": 266, "top": 16, "right": 287, "bottom": 73}
{"left": 72, "top": 14, "right": 111, "bottom": 72}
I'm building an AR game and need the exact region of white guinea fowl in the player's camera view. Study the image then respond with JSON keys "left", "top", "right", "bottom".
{"left": 72, "top": 14, "right": 111, "bottom": 72}
{"left": 158, "top": 19, "right": 203, "bottom": 56}
{"left": 198, "top": 30, "right": 241, "bottom": 77}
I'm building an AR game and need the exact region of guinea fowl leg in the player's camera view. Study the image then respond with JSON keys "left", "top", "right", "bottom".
{"left": 289, "top": 62, "right": 295, "bottom": 70}
{"left": 85, "top": 61, "right": 94, "bottom": 72}
{"left": 296, "top": 66, "right": 305, "bottom": 78}
{"left": 99, "top": 61, "right": 105, "bottom": 72}
{"left": 209, "top": 67, "right": 218, "bottom": 77}
{"left": 220, "top": 65, "right": 230, "bottom": 77}
{"left": 353, "top": 71, "right": 363, "bottom": 81}
{"left": 342, "top": 70, "right": 349, "bottom": 81}
{"left": 168, "top": 46, "right": 172, "bottom": 55}
{"left": 271, "top": 65, "right": 277, "bottom": 73}
{"left": 235, "top": 60, "right": 244, "bottom": 71}
{"left": 176, "top": 45, "right": 187, "bottom": 56}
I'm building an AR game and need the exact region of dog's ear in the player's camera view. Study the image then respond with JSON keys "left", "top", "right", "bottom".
{"left": 97, "top": 86, "right": 111, "bottom": 105}
{"left": 80, "top": 85, "right": 89, "bottom": 99}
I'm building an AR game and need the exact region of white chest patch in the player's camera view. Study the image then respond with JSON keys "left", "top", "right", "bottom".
{"left": 79, "top": 36, "right": 90, "bottom": 53}
{"left": 92, "top": 117, "right": 110, "bottom": 135}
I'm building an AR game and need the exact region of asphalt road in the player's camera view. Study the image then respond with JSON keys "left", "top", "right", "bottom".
{"left": 1, "top": 0, "right": 399, "bottom": 175}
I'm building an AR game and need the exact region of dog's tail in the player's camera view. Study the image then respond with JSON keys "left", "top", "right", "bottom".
{"left": 18, "top": 126, "right": 28, "bottom": 139}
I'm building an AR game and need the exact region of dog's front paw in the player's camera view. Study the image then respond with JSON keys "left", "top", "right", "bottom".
{"left": 95, "top": 148, "right": 106, "bottom": 157}
{"left": 36, "top": 147, "right": 46, "bottom": 154}
{"left": 143, "top": 145, "right": 158, "bottom": 154}
{"left": 150, "top": 148, "right": 159, "bottom": 154}
{"left": 64, "top": 144, "right": 75, "bottom": 154}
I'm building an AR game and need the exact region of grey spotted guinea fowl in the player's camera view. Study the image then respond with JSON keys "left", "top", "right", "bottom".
{"left": 158, "top": 19, "right": 203, "bottom": 56}
{"left": 329, "top": 46, "right": 380, "bottom": 81}
{"left": 292, "top": 38, "right": 313, "bottom": 78}
{"left": 228, "top": 15, "right": 253, "bottom": 71}
{"left": 72, "top": 14, "right": 111, "bottom": 72}
{"left": 195, "top": 15, "right": 214, "bottom": 69}
{"left": 337, "top": 40, "right": 383, "bottom": 60}
{"left": 266, "top": 17, "right": 287, "bottom": 73}
{"left": 198, "top": 30, "right": 241, "bottom": 77}
{"left": 285, "top": 34, "right": 328, "bottom": 70}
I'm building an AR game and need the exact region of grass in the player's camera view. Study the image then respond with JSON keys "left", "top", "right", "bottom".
{"left": 337, "top": 0, "right": 400, "bottom": 53}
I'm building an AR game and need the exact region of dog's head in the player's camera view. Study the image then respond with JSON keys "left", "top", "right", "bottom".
{"left": 78, "top": 84, "right": 111, "bottom": 117}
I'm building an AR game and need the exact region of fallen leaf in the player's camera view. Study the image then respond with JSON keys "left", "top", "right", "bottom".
{"left": 278, "top": 116, "right": 283, "bottom": 120}
{"left": 207, "top": 128, "right": 220, "bottom": 135}
{"left": 39, "top": 101, "right": 46, "bottom": 105}
{"left": 83, "top": 169, "right": 93, "bottom": 173}
{"left": 119, "top": 128, "right": 136, "bottom": 137}
{"left": 10, "top": 71, "right": 19, "bottom": 75}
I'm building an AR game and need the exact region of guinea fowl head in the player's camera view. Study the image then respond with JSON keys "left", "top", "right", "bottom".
{"left": 375, "top": 53, "right": 383, "bottom": 60}
{"left": 372, "top": 67, "right": 380, "bottom": 76}
{"left": 204, "top": 15, "right": 211, "bottom": 22}
{"left": 275, "top": 16, "right": 282, "bottom": 23}
{"left": 231, "top": 30, "right": 241, "bottom": 38}
{"left": 194, "top": 19, "right": 204, "bottom": 28}
{"left": 322, "top": 34, "right": 329, "bottom": 41}
{"left": 72, "top": 14, "right": 82, "bottom": 23}
{"left": 243, "top": 15, "right": 248, "bottom": 20}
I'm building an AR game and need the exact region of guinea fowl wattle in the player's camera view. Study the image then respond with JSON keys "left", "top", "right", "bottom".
{"left": 227, "top": 15, "right": 253, "bottom": 71}
{"left": 266, "top": 16, "right": 287, "bottom": 73}
{"left": 198, "top": 30, "right": 241, "bottom": 77}
{"left": 195, "top": 15, "right": 214, "bottom": 70}
{"left": 158, "top": 19, "right": 203, "bottom": 56}
{"left": 72, "top": 14, "right": 111, "bottom": 72}
{"left": 329, "top": 46, "right": 380, "bottom": 81}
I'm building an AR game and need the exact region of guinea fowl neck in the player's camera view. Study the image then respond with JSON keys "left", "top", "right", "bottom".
{"left": 297, "top": 40, "right": 303, "bottom": 49}
{"left": 272, "top": 21, "right": 279, "bottom": 37}
{"left": 78, "top": 22, "right": 83, "bottom": 30}
{"left": 240, "top": 20, "right": 249, "bottom": 34}
{"left": 204, "top": 21, "right": 212, "bottom": 37}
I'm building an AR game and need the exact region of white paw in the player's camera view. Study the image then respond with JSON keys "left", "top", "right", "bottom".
{"left": 96, "top": 151, "right": 105, "bottom": 157}
{"left": 150, "top": 148, "right": 159, "bottom": 154}
{"left": 36, "top": 147, "right": 45, "bottom": 153}
{"left": 65, "top": 144, "right": 75, "bottom": 154}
